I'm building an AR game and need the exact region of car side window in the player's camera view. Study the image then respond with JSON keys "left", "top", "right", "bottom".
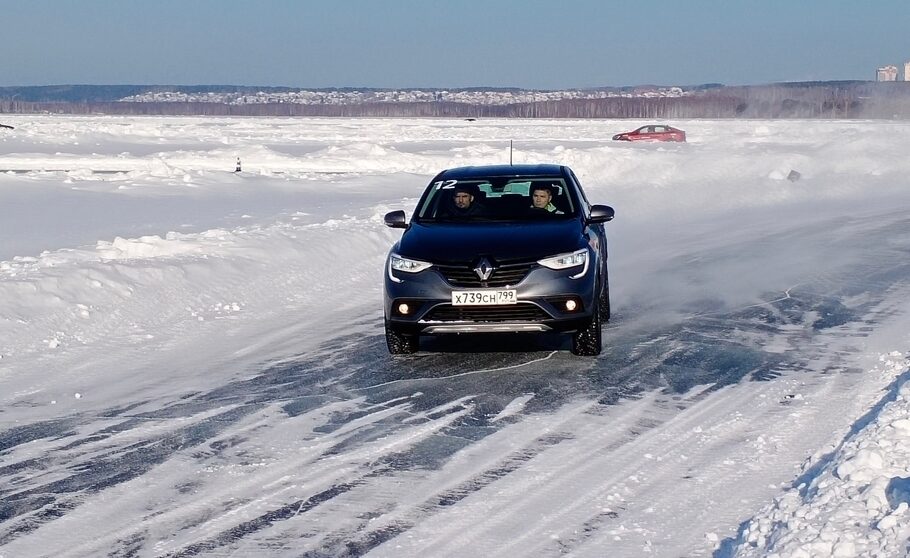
{"left": 568, "top": 169, "right": 591, "bottom": 212}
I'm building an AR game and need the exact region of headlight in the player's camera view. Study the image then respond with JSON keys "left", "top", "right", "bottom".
{"left": 538, "top": 249, "right": 587, "bottom": 270}
{"left": 390, "top": 253, "right": 432, "bottom": 274}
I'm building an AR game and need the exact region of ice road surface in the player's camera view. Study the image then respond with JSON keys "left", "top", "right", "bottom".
{"left": 1, "top": 115, "right": 909, "bottom": 557}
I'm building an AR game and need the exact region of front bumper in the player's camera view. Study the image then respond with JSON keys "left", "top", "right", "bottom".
{"left": 384, "top": 257, "right": 597, "bottom": 336}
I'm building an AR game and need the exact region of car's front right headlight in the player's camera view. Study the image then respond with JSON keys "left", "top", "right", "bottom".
{"left": 389, "top": 254, "right": 432, "bottom": 283}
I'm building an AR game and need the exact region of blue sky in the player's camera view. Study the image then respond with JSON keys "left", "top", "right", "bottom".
{"left": 4, "top": 0, "right": 909, "bottom": 88}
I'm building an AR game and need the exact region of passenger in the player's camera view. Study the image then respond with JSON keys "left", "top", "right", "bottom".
{"left": 445, "top": 185, "right": 485, "bottom": 217}
{"left": 529, "top": 184, "right": 563, "bottom": 215}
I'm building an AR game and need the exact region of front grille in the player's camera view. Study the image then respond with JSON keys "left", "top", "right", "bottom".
{"left": 423, "top": 303, "right": 550, "bottom": 322}
{"left": 436, "top": 261, "right": 535, "bottom": 288}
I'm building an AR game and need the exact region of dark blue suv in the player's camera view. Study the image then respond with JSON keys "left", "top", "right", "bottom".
{"left": 383, "top": 164, "right": 614, "bottom": 356}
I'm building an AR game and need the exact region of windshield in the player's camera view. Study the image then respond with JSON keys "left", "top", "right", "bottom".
{"left": 416, "top": 177, "right": 575, "bottom": 222}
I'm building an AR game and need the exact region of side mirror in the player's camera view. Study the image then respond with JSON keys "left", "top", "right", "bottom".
{"left": 588, "top": 205, "right": 615, "bottom": 224}
{"left": 384, "top": 210, "right": 408, "bottom": 229}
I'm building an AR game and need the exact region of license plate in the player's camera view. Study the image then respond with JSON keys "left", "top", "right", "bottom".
{"left": 452, "top": 289, "right": 517, "bottom": 306}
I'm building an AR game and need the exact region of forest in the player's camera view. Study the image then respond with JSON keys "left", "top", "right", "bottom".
{"left": 2, "top": 82, "right": 909, "bottom": 119}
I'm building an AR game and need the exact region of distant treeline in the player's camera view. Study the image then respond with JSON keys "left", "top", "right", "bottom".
{"left": 2, "top": 82, "right": 910, "bottom": 119}
{"left": 0, "top": 84, "right": 554, "bottom": 103}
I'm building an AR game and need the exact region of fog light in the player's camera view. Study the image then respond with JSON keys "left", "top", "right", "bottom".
{"left": 398, "top": 303, "right": 410, "bottom": 315}
{"left": 565, "top": 300, "right": 578, "bottom": 311}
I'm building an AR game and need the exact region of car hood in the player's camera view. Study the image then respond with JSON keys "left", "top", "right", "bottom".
{"left": 397, "top": 219, "right": 586, "bottom": 263}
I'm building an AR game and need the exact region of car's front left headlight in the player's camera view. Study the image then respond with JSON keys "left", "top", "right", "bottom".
{"left": 538, "top": 249, "right": 587, "bottom": 270}
{"left": 538, "top": 248, "right": 589, "bottom": 279}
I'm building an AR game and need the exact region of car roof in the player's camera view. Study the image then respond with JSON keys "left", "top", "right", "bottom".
{"left": 436, "top": 164, "right": 566, "bottom": 180}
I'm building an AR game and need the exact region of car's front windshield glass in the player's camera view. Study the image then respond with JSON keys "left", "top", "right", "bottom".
{"left": 416, "top": 177, "right": 575, "bottom": 222}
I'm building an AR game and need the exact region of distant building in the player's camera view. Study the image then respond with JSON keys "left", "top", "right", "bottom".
{"left": 877, "top": 65, "right": 898, "bottom": 81}
{"left": 905, "top": 61, "right": 910, "bottom": 81}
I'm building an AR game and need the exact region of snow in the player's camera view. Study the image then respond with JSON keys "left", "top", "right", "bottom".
{"left": 731, "top": 353, "right": 910, "bottom": 558}
{"left": 0, "top": 115, "right": 909, "bottom": 557}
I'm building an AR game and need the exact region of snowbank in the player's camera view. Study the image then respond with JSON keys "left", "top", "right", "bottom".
{"left": 729, "top": 352, "right": 910, "bottom": 558}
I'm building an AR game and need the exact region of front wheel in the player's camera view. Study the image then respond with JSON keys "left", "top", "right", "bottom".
{"left": 571, "top": 302, "right": 602, "bottom": 356}
{"left": 385, "top": 321, "right": 418, "bottom": 354}
{"left": 599, "top": 283, "right": 611, "bottom": 322}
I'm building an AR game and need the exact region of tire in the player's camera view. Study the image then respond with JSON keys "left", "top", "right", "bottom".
{"left": 598, "top": 265, "right": 611, "bottom": 322}
{"left": 599, "top": 284, "right": 611, "bottom": 322}
{"left": 571, "top": 301, "right": 602, "bottom": 356}
{"left": 385, "top": 321, "right": 418, "bottom": 354}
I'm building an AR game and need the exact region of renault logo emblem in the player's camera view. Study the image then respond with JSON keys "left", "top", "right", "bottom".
{"left": 474, "top": 258, "right": 494, "bottom": 281}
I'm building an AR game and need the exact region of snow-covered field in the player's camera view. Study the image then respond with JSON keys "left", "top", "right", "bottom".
{"left": 1, "top": 115, "right": 909, "bottom": 557}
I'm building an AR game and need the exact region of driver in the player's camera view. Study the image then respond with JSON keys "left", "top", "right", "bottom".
{"left": 529, "top": 184, "right": 563, "bottom": 214}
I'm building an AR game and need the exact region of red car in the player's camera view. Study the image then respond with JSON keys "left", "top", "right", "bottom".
{"left": 612, "top": 124, "right": 686, "bottom": 142}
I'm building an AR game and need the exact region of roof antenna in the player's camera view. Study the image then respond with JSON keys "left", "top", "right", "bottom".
{"left": 509, "top": 140, "right": 513, "bottom": 165}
